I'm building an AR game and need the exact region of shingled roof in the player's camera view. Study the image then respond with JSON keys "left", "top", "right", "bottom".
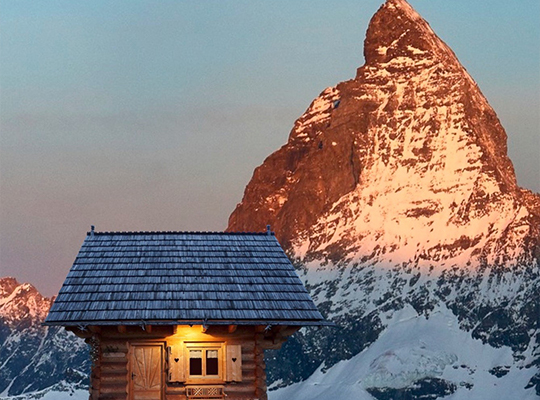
{"left": 45, "top": 230, "right": 327, "bottom": 327}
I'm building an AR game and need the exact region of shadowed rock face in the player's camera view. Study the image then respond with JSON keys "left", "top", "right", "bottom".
{"left": 227, "top": 0, "right": 539, "bottom": 269}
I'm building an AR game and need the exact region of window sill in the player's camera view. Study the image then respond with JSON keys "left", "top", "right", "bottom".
{"left": 186, "top": 379, "right": 225, "bottom": 385}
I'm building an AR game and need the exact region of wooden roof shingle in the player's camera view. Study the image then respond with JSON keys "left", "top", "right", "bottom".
{"left": 45, "top": 230, "right": 327, "bottom": 327}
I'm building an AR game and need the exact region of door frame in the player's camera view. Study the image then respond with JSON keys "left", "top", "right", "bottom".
{"left": 128, "top": 342, "right": 166, "bottom": 400}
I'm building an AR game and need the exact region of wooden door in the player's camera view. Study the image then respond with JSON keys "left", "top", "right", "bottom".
{"left": 130, "top": 345, "right": 163, "bottom": 400}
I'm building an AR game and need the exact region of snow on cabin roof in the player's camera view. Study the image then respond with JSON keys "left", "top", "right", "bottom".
{"left": 44, "top": 230, "right": 328, "bottom": 327}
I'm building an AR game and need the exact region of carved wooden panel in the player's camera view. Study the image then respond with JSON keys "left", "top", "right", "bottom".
{"left": 167, "top": 345, "right": 185, "bottom": 383}
{"left": 131, "top": 345, "right": 162, "bottom": 400}
{"left": 186, "top": 386, "right": 224, "bottom": 399}
{"left": 225, "top": 344, "right": 242, "bottom": 382}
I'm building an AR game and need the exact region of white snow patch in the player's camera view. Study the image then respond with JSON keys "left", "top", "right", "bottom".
{"left": 407, "top": 45, "right": 425, "bottom": 55}
{"left": 292, "top": 87, "right": 340, "bottom": 138}
{"left": 270, "top": 305, "right": 538, "bottom": 400}
{"left": 0, "top": 388, "right": 88, "bottom": 400}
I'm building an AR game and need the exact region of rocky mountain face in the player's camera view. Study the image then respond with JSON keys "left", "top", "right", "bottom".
{"left": 228, "top": 0, "right": 540, "bottom": 268}
{"left": 229, "top": 0, "right": 540, "bottom": 398}
{"left": 0, "top": 277, "right": 89, "bottom": 398}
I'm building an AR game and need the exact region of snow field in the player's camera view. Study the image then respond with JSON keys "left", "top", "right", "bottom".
{"left": 270, "top": 304, "right": 538, "bottom": 400}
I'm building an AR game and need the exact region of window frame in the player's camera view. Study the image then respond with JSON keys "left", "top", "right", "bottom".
{"left": 184, "top": 342, "right": 225, "bottom": 384}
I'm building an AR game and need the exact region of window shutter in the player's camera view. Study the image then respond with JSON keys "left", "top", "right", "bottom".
{"left": 167, "top": 345, "right": 185, "bottom": 383}
{"left": 225, "top": 344, "right": 242, "bottom": 382}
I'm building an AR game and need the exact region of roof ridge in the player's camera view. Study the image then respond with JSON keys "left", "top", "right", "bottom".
{"left": 87, "top": 230, "right": 275, "bottom": 236}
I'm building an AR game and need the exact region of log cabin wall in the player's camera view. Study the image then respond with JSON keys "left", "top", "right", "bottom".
{"left": 96, "top": 337, "right": 129, "bottom": 400}
{"left": 84, "top": 325, "right": 172, "bottom": 400}
{"left": 82, "top": 325, "right": 266, "bottom": 400}
{"left": 253, "top": 334, "right": 267, "bottom": 400}
{"left": 166, "top": 325, "right": 261, "bottom": 400}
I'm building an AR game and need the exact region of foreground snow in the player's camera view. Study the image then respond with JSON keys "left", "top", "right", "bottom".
{"left": 0, "top": 383, "right": 87, "bottom": 400}
{"left": 270, "top": 305, "right": 538, "bottom": 400}
{"left": 0, "top": 391, "right": 87, "bottom": 400}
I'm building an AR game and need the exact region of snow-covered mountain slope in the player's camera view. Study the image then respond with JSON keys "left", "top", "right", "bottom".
{"left": 0, "top": 277, "right": 89, "bottom": 398}
{"left": 270, "top": 305, "right": 538, "bottom": 400}
{"left": 228, "top": 0, "right": 540, "bottom": 398}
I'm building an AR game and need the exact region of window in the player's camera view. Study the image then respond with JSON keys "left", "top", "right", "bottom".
{"left": 189, "top": 349, "right": 219, "bottom": 376}
{"left": 167, "top": 341, "right": 241, "bottom": 384}
{"left": 185, "top": 342, "right": 224, "bottom": 382}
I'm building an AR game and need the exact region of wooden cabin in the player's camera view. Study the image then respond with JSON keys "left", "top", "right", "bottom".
{"left": 44, "top": 228, "right": 327, "bottom": 400}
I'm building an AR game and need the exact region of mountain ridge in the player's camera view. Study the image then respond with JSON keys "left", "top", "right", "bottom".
{"left": 0, "top": 277, "right": 52, "bottom": 328}
{"left": 227, "top": 0, "right": 540, "bottom": 270}
{"left": 228, "top": 0, "right": 540, "bottom": 398}
{"left": 0, "top": 277, "right": 89, "bottom": 398}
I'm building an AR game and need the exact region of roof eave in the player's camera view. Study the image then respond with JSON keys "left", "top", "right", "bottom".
{"left": 43, "top": 318, "right": 336, "bottom": 328}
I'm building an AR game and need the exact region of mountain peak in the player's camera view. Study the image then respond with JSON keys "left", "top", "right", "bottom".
{"left": 363, "top": 0, "right": 450, "bottom": 67}
{"left": 0, "top": 276, "right": 51, "bottom": 327}
{"left": 0, "top": 276, "right": 21, "bottom": 298}
{"left": 228, "top": 1, "right": 538, "bottom": 270}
